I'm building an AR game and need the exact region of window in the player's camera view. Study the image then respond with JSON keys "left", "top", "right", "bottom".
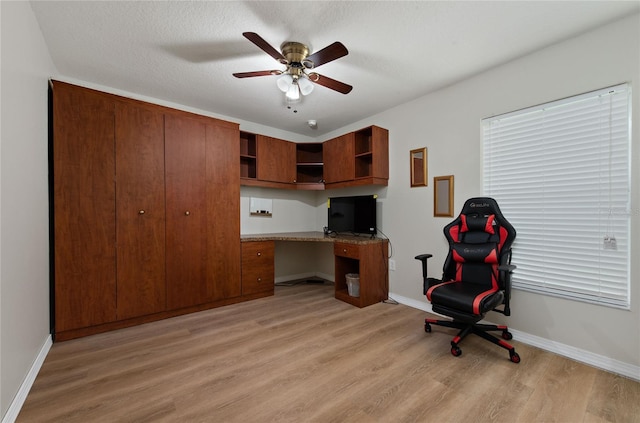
{"left": 482, "top": 84, "right": 631, "bottom": 309}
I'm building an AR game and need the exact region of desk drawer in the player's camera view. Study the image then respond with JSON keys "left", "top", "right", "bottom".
{"left": 334, "top": 242, "right": 360, "bottom": 259}
{"left": 242, "top": 241, "right": 275, "bottom": 294}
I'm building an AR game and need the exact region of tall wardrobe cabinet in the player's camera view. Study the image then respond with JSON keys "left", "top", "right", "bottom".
{"left": 51, "top": 81, "right": 242, "bottom": 341}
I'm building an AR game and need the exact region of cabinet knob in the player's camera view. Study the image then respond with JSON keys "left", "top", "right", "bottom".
{"left": 257, "top": 252, "right": 261, "bottom": 256}
{"left": 257, "top": 277, "right": 262, "bottom": 282}
{"left": 343, "top": 249, "right": 347, "bottom": 253}
{"left": 138, "top": 210, "right": 145, "bottom": 215}
{"left": 185, "top": 211, "right": 190, "bottom": 216}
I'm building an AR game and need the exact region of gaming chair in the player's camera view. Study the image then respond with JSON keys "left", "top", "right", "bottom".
{"left": 415, "top": 197, "right": 519, "bottom": 362}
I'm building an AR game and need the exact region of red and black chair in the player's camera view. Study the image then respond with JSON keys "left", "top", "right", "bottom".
{"left": 415, "top": 197, "right": 520, "bottom": 363}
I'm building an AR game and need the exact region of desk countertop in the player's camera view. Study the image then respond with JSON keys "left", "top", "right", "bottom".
{"left": 240, "top": 231, "right": 386, "bottom": 245}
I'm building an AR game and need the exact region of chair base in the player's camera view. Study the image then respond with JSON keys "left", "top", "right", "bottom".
{"left": 425, "top": 318, "right": 521, "bottom": 363}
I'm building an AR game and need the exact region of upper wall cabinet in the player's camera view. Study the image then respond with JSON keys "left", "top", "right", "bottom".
{"left": 324, "top": 125, "right": 389, "bottom": 189}
{"left": 240, "top": 125, "right": 388, "bottom": 190}
{"left": 257, "top": 135, "right": 296, "bottom": 185}
{"left": 323, "top": 133, "right": 355, "bottom": 184}
{"left": 240, "top": 132, "right": 296, "bottom": 189}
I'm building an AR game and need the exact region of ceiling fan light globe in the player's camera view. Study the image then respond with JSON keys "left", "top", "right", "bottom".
{"left": 285, "top": 83, "right": 300, "bottom": 101}
{"left": 298, "top": 77, "right": 314, "bottom": 96}
{"left": 277, "top": 74, "right": 293, "bottom": 92}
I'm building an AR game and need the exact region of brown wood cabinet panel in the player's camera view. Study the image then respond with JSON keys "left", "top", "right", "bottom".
{"left": 323, "top": 133, "right": 355, "bottom": 183}
{"left": 207, "top": 124, "right": 241, "bottom": 300}
{"left": 165, "top": 113, "right": 208, "bottom": 310}
{"left": 52, "top": 81, "right": 117, "bottom": 332}
{"left": 115, "top": 101, "right": 166, "bottom": 320}
{"left": 242, "top": 241, "right": 275, "bottom": 295}
{"left": 256, "top": 136, "right": 296, "bottom": 184}
{"left": 334, "top": 240, "right": 388, "bottom": 308}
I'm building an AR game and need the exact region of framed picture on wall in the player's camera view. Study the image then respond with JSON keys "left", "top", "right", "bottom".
{"left": 410, "top": 147, "right": 428, "bottom": 187}
{"left": 434, "top": 175, "right": 454, "bottom": 217}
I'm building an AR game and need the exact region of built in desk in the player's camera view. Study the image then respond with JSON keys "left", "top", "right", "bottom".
{"left": 240, "top": 231, "right": 389, "bottom": 307}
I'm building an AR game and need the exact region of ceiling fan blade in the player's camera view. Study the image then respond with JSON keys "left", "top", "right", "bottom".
{"left": 242, "top": 32, "right": 287, "bottom": 63}
{"left": 304, "top": 42, "right": 348, "bottom": 68}
{"left": 309, "top": 73, "right": 352, "bottom": 94}
{"left": 233, "top": 70, "right": 282, "bottom": 78}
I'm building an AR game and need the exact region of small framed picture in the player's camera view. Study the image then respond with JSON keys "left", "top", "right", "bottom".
{"left": 434, "top": 175, "right": 454, "bottom": 217}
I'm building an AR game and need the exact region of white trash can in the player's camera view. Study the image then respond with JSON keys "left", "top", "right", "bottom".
{"left": 345, "top": 273, "right": 360, "bottom": 297}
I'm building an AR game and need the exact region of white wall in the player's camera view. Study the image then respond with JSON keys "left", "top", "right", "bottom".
{"left": 320, "top": 14, "right": 640, "bottom": 369}
{"left": 0, "top": 1, "right": 57, "bottom": 419}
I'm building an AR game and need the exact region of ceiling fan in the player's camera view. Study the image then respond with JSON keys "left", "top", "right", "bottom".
{"left": 233, "top": 32, "right": 352, "bottom": 103}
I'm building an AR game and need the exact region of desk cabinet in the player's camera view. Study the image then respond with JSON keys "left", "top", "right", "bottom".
{"left": 242, "top": 241, "right": 275, "bottom": 295}
{"left": 334, "top": 240, "right": 389, "bottom": 307}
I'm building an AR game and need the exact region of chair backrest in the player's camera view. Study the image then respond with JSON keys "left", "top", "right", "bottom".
{"left": 441, "top": 197, "right": 516, "bottom": 289}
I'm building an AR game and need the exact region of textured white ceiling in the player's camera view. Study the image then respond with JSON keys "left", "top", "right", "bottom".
{"left": 30, "top": 1, "right": 639, "bottom": 137}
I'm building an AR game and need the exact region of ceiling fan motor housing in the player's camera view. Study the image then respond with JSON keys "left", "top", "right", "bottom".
{"left": 281, "top": 42, "right": 314, "bottom": 70}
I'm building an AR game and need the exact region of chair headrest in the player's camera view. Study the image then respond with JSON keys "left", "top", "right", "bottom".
{"left": 461, "top": 214, "right": 495, "bottom": 234}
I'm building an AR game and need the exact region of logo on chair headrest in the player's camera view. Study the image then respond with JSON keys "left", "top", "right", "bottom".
{"left": 470, "top": 202, "right": 490, "bottom": 208}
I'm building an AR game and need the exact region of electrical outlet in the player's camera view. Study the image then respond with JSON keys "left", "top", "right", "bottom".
{"left": 389, "top": 259, "right": 396, "bottom": 271}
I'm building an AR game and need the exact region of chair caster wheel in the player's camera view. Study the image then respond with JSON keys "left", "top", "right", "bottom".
{"left": 451, "top": 346, "right": 462, "bottom": 357}
{"left": 424, "top": 323, "right": 431, "bottom": 333}
{"left": 510, "top": 351, "right": 521, "bottom": 363}
{"left": 502, "top": 330, "right": 513, "bottom": 340}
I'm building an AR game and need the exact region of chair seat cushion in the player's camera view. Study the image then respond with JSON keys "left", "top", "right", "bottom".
{"left": 427, "top": 280, "right": 504, "bottom": 316}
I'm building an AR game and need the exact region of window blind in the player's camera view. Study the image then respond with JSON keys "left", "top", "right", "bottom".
{"left": 482, "top": 84, "right": 631, "bottom": 309}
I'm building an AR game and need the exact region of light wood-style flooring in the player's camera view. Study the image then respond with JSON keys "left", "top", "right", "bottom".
{"left": 18, "top": 283, "right": 640, "bottom": 422}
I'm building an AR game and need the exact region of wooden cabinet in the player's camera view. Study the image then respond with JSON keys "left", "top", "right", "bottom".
{"left": 240, "top": 131, "right": 257, "bottom": 180}
{"left": 164, "top": 113, "right": 209, "bottom": 310}
{"left": 239, "top": 125, "right": 388, "bottom": 190}
{"left": 206, "top": 124, "right": 241, "bottom": 300}
{"left": 257, "top": 135, "right": 296, "bottom": 185}
{"left": 115, "top": 101, "right": 166, "bottom": 320}
{"left": 354, "top": 126, "right": 389, "bottom": 182}
{"left": 296, "top": 143, "right": 324, "bottom": 190}
{"left": 240, "top": 132, "right": 297, "bottom": 189}
{"left": 52, "top": 81, "right": 117, "bottom": 332}
{"left": 52, "top": 81, "right": 242, "bottom": 341}
{"left": 325, "top": 126, "right": 389, "bottom": 189}
{"left": 165, "top": 114, "right": 242, "bottom": 309}
{"left": 334, "top": 240, "right": 389, "bottom": 308}
{"left": 242, "top": 241, "right": 275, "bottom": 295}
{"left": 323, "top": 133, "right": 355, "bottom": 184}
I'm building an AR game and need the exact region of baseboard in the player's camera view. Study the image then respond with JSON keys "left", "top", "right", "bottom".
{"left": 390, "top": 292, "right": 640, "bottom": 382}
{"left": 2, "top": 335, "right": 52, "bottom": 423}
{"left": 275, "top": 272, "right": 334, "bottom": 284}
{"left": 274, "top": 272, "right": 316, "bottom": 284}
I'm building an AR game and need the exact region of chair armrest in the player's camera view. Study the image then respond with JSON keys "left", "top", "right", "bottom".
{"left": 499, "top": 264, "right": 516, "bottom": 272}
{"left": 415, "top": 254, "right": 433, "bottom": 261}
{"left": 498, "top": 264, "right": 516, "bottom": 316}
{"left": 415, "top": 254, "right": 433, "bottom": 295}
{"left": 414, "top": 254, "right": 433, "bottom": 278}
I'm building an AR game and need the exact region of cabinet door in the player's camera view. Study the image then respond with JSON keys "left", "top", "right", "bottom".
{"left": 206, "top": 123, "right": 241, "bottom": 300}
{"left": 53, "top": 82, "right": 117, "bottom": 332}
{"left": 115, "top": 102, "right": 166, "bottom": 319}
{"left": 256, "top": 136, "right": 296, "bottom": 184}
{"left": 165, "top": 113, "right": 208, "bottom": 310}
{"left": 323, "top": 133, "right": 354, "bottom": 183}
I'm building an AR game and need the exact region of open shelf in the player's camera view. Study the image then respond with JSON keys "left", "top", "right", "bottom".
{"left": 296, "top": 143, "right": 324, "bottom": 187}
{"left": 240, "top": 131, "right": 257, "bottom": 179}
